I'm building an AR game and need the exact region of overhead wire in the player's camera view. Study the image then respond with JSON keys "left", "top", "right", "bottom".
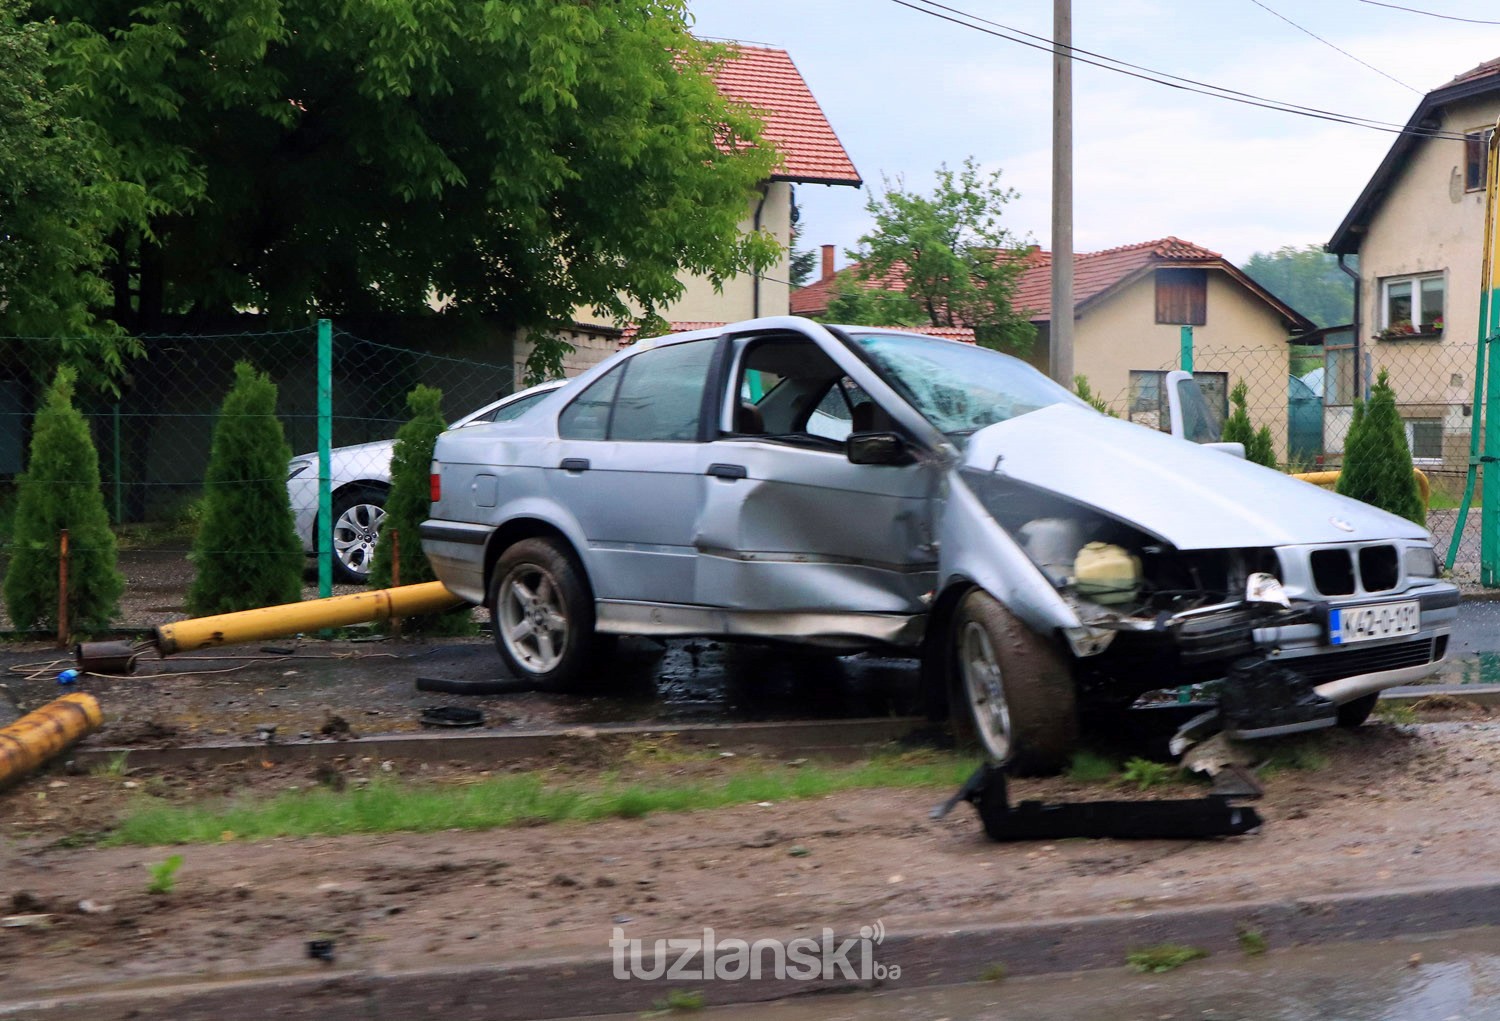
{"left": 1245, "top": 0, "right": 1423, "bottom": 95}
{"left": 1355, "top": 0, "right": 1500, "bottom": 25}
{"left": 888, "top": 0, "right": 1469, "bottom": 141}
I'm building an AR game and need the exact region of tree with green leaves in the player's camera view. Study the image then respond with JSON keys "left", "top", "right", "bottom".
{"left": 1222, "top": 380, "right": 1278, "bottom": 467}
{"left": 39, "top": 0, "right": 779, "bottom": 361}
{"left": 1241, "top": 245, "right": 1354, "bottom": 329}
{"left": 369, "top": 385, "right": 473, "bottom": 634}
{"left": 1073, "top": 375, "right": 1116, "bottom": 417}
{"left": 827, "top": 158, "right": 1036, "bottom": 353}
{"left": 3, "top": 367, "right": 122, "bottom": 633}
{"left": 186, "top": 363, "right": 303, "bottom": 615}
{"left": 1336, "top": 369, "right": 1424, "bottom": 525}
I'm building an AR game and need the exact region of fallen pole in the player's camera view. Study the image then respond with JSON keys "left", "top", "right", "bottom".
{"left": 0, "top": 693, "right": 104, "bottom": 789}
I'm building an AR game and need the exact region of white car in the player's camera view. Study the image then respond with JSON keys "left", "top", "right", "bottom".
{"left": 286, "top": 381, "right": 564, "bottom": 582}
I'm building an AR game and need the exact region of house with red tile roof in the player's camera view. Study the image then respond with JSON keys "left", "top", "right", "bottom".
{"left": 1328, "top": 57, "right": 1500, "bottom": 471}
{"left": 793, "top": 237, "right": 1315, "bottom": 458}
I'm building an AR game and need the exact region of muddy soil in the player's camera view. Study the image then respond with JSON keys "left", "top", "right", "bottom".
{"left": 3, "top": 718, "right": 1499, "bottom": 1002}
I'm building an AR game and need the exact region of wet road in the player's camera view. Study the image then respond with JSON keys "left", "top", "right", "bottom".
{"left": 615, "top": 930, "right": 1500, "bottom": 1021}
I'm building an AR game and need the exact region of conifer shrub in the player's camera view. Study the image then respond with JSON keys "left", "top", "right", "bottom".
{"left": 369, "top": 385, "right": 473, "bottom": 634}
{"left": 1336, "top": 369, "right": 1424, "bottom": 525}
{"left": 1221, "top": 380, "right": 1278, "bottom": 468}
{"left": 185, "top": 362, "right": 302, "bottom": 615}
{"left": 3, "top": 366, "right": 123, "bottom": 633}
{"left": 1073, "top": 375, "right": 1116, "bottom": 417}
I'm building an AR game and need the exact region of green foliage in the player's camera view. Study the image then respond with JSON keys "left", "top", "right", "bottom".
{"left": 369, "top": 386, "right": 473, "bottom": 634}
{"left": 186, "top": 363, "right": 302, "bottom": 616}
{"left": 3, "top": 367, "right": 123, "bottom": 632}
{"left": 1126, "top": 943, "right": 1208, "bottom": 973}
{"left": 1121, "top": 757, "right": 1176, "bottom": 790}
{"left": 978, "top": 963, "right": 1007, "bottom": 982}
{"left": 1221, "top": 380, "right": 1277, "bottom": 467}
{"left": 1336, "top": 369, "right": 1424, "bottom": 525}
{"left": 1373, "top": 700, "right": 1418, "bottom": 725}
{"left": 823, "top": 277, "right": 927, "bottom": 327}
{"left": 1073, "top": 375, "right": 1116, "bottom": 417}
{"left": 146, "top": 854, "right": 183, "bottom": 895}
{"left": 835, "top": 158, "right": 1037, "bottom": 352}
{"left": 39, "top": 0, "right": 779, "bottom": 333}
{"left": 522, "top": 335, "right": 575, "bottom": 388}
{"left": 790, "top": 248, "right": 817, "bottom": 288}
{"left": 1241, "top": 245, "right": 1354, "bottom": 329}
{"left": 1066, "top": 749, "right": 1117, "bottom": 783}
{"left": 650, "top": 990, "right": 705, "bottom": 1013}
{"left": 1237, "top": 927, "right": 1268, "bottom": 956}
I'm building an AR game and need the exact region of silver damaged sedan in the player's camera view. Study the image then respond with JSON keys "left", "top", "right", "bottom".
{"left": 420, "top": 317, "right": 1458, "bottom": 772}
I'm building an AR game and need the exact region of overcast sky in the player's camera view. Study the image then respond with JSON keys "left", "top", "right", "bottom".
{"left": 689, "top": 0, "right": 1500, "bottom": 271}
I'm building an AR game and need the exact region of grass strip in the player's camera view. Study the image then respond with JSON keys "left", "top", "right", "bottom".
{"left": 106, "top": 754, "right": 981, "bottom": 846}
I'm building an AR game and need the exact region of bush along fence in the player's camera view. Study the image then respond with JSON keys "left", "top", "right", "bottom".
{"left": 0, "top": 320, "right": 517, "bottom": 635}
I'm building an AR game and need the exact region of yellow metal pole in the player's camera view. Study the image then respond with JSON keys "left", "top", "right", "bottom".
{"left": 1292, "top": 468, "right": 1429, "bottom": 511}
{"left": 153, "top": 581, "right": 464, "bottom": 654}
{"left": 0, "top": 693, "right": 104, "bottom": 788}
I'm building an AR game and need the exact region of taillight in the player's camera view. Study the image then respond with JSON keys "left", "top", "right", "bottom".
{"left": 429, "top": 471, "right": 441, "bottom": 503}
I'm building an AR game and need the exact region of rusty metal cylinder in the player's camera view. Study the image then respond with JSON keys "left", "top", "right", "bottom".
{"left": 0, "top": 693, "right": 104, "bottom": 788}
{"left": 74, "top": 640, "right": 142, "bottom": 675}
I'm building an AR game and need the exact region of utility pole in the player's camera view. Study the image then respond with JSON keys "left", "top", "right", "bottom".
{"left": 1049, "top": 0, "right": 1075, "bottom": 387}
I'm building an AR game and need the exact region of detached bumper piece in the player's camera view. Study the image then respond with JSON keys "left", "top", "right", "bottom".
{"left": 1219, "top": 656, "right": 1337, "bottom": 739}
{"left": 935, "top": 765, "right": 1262, "bottom": 842}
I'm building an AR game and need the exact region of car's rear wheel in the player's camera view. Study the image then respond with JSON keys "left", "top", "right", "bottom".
{"left": 953, "top": 589, "right": 1078, "bottom": 775}
{"left": 1336, "top": 692, "right": 1379, "bottom": 728}
{"left": 489, "top": 538, "right": 601, "bottom": 689}
{"left": 330, "top": 486, "right": 387, "bottom": 584}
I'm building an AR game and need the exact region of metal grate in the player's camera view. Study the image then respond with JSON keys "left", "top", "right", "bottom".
{"left": 1282, "top": 637, "right": 1439, "bottom": 685}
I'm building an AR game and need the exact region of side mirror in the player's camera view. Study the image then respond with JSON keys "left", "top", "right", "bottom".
{"left": 847, "top": 431, "right": 913, "bottom": 466}
{"left": 1203, "top": 441, "right": 1246, "bottom": 458}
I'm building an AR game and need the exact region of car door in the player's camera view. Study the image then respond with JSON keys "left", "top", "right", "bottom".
{"left": 550, "top": 336, "right": 721, "bottom": 603}
{"left": 693, "top": 329, "right": 939, "bottom": 615}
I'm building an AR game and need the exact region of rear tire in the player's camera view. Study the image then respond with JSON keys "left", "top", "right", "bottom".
{"left": 1336, "top": 692, "right": 1379, "bottom": 728}
{"left": 951, "top": 589, "right": 1078, "bottom": 775}
{"left": 330, "top": 486, "right": 387, "bottom": 584}
{"left": 489, "top": 538, "right": 601, "bottom": 689}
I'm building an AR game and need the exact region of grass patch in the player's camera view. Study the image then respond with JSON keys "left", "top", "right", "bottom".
{"left": 1126, "top": 943, "right": 1208, "bottom": 973}
{"left": 1237, "top": 927, "right": 1268, "bottom": 956}
{"left": 978, "top": 962, "right": 1007, "bottom": 982}
{"left": 1373, "top": 700, "right": 1418, "bottom": 725}
{"left": 1259, "top": 736, "right": 1332, "bottom": 775}
{"left": 1120, "top": 757, "right": 1177, "bottom": 790}
{"left": 90, "top": 752, "right": 130, "bottom": 778}
{"left": 146, "top": 854, "right": 183, "bottom": 895}
{"left": 106, "top": 754, "right": 981, "bottom": 846}
{"left": 648, "top": 990, "right": 704, "bottom": 1013}
{"left": 1066, "top": 749, "right": 1117, "bottom": 784}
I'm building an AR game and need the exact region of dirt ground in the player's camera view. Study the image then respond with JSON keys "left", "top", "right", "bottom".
{"left": 3, "top": 714, "right": 1500, "bottom": 1003}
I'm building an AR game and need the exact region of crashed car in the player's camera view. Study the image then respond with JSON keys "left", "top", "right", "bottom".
{"left": 420, "top": 316, "right": 1458, "bottom": 772}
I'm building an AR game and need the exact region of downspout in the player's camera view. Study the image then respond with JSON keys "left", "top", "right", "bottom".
{"left": 751, "top": 185, "right": 769, "bottom": 318}
{"left": 1337, "top": 253, "right": 1363, "bottom": 398}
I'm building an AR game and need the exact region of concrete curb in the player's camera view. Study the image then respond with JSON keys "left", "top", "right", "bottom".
{"left": 67, "top": 717, "right": 931, "bottom": 770}
{"left": 8, "top": 878, "right": 1500, "bottom": 1020}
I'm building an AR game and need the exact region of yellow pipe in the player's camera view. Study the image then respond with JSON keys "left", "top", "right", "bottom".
{"left": 154, "top": 581, "right": 465, "bottom": 654}
{"left": 0, "top": 693, "right": 104, "bottom": 788}
{"left": 1292, "top": 468, "right": 1430, "bottom": 510}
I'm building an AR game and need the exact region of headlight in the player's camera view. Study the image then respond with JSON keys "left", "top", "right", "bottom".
{"left": 1404, "top": 545, "right": 1439, "bottom": 578}
{"left": 287, "top": 460, "right": 312, "bottom": 480}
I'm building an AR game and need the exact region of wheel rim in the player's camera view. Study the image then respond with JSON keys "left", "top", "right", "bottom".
{"left": 960, "top": 620, "right": 1012, "bottom": 761}
{"left": 333, "top": 502, "right": 386, "bottom": 578}
{"left": 498, "top": 562, "right": 569, "bottom": 673}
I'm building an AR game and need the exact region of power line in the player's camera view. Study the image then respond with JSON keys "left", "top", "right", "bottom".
{"left": 889, "top": 0, "right": 1467, "bottom": 141}
{"left": 1356, "top": 0, "right": 1500, "bottom": 24}
{"left": 1246, "top": 0, "right": 1422, "bottom": 95}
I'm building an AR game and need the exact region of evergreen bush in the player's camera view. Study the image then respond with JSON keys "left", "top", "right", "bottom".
{"left": 369, "top": 385, "right": 473, "bottom": 634}
{"left": 1221, "top": 380, "right": 1277, "bottom": 467}
{"left": 1073, "top": 375, "right": 1116, "bottom": 417}
{"left": 1336, "top": 369, "right": 1424, "bottom": 525}
{"left": 185, "top": 362, "right": 303, "bottom": 615}
{"left": 3, "top": 366, "right": 123, "bottom": 633}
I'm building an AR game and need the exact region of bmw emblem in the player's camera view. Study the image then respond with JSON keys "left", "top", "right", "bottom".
{"left": 1330, "top": 516, "right": 1355, "bottom": 533}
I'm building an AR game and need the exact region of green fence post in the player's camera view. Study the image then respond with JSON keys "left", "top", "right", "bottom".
{"left": 112, "top": 403, "right": 122, "bottom": 525}
{"left": 1179, "top": 326, "right": 1194, "bottom": 373}
{"left": 317, "top": 319, "right": 333, "bottom": 600}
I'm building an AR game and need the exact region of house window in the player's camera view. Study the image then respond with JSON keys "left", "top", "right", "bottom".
{"left": 1380, "top": 273, "right": 1444, "bottom": 335}
{"left": 1128, "top": 369, "right": 1228, "bottom": 436}
{"left": 1467, "top": 128, "right": 1494, "bottom": 192}
{"left": 1404, "top": 418, "right": 1443, "bottom": 464}
{"left": 1155, "top": 269, "right": 1207, "bottom": 325}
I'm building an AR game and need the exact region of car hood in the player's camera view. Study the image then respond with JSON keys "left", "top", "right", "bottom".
{"left": 961, "top": 404, "right": 1431, "bottom": 549}
{"left": 291, "top": 439, "right": 394, "bottom": 470}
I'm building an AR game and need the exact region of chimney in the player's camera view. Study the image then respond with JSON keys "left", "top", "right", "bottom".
{"left": 821, "top": 244, "right": 836, "bottom": 282}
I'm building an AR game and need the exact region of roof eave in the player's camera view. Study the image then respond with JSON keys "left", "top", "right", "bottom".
{"left": 769, "top": 172, "right": 863, "bottom": 187}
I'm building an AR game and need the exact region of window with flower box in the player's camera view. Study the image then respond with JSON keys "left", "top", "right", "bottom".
{"left": 1378, "top": 274, "right": 1444, "bottom": 339}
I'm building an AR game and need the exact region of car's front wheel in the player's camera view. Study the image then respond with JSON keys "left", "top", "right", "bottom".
{"left": 330, "top": 486, "right": 388, "bottom": 584}
{"left": 953, "top": 589, "right": 1078, "bottom": 775}
{"left": 489, "top": 537, "right": 602, "bottom": 689}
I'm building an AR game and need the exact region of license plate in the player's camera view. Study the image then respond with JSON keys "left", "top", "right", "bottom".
{"left": 1329, "top": 600, "right": 1420, "bottom": 645}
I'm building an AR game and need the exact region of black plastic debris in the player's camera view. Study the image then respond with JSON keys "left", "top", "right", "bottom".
{"left": 419, "top": 706, "right": 484, "bottom": 728}
{"left": 1219, "top": 657, "right": 1337, "bottom": 739}
{"left": 934, "top": 764, "right": 1262, "bottom": 842}
{"left": 307, "top": 939, "right": 335, "bottom": 963}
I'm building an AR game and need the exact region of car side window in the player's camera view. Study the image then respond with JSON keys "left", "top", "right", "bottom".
{"left": 806, "top": 378, "right": 870, "bottom": 440}
{"left": 609, "top": 340, "right": 715, "bottom": 442}
{"left": 486, "top": 389, "right": 551, "bottom": 424}
{"left": 558, "top": 365, "right": 625, "bottom": 440}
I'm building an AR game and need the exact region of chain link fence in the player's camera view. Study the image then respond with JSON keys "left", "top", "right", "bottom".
{"left": 0, "top": 324, "right": 517, "bottom": 631}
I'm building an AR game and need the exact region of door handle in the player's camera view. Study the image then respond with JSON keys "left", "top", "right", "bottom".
{"left": 560, "top": 458, "right": 590, "bottom": 472}
{"left": 706, "top": 463, "right": 747, "bottom": 480}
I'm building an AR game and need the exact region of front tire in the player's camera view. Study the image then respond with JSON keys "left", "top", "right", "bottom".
{"left": 1336, "top": 692, "right": 1379, "bottom": 728}
{"left": 952, "top": 590, "right": 1078, "bottom": 775}
{"left": 489, "top": 538, "right": 601, "bottom": 689}
{"left": 330, "top": 486, "right": 387, "bottom": 584}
